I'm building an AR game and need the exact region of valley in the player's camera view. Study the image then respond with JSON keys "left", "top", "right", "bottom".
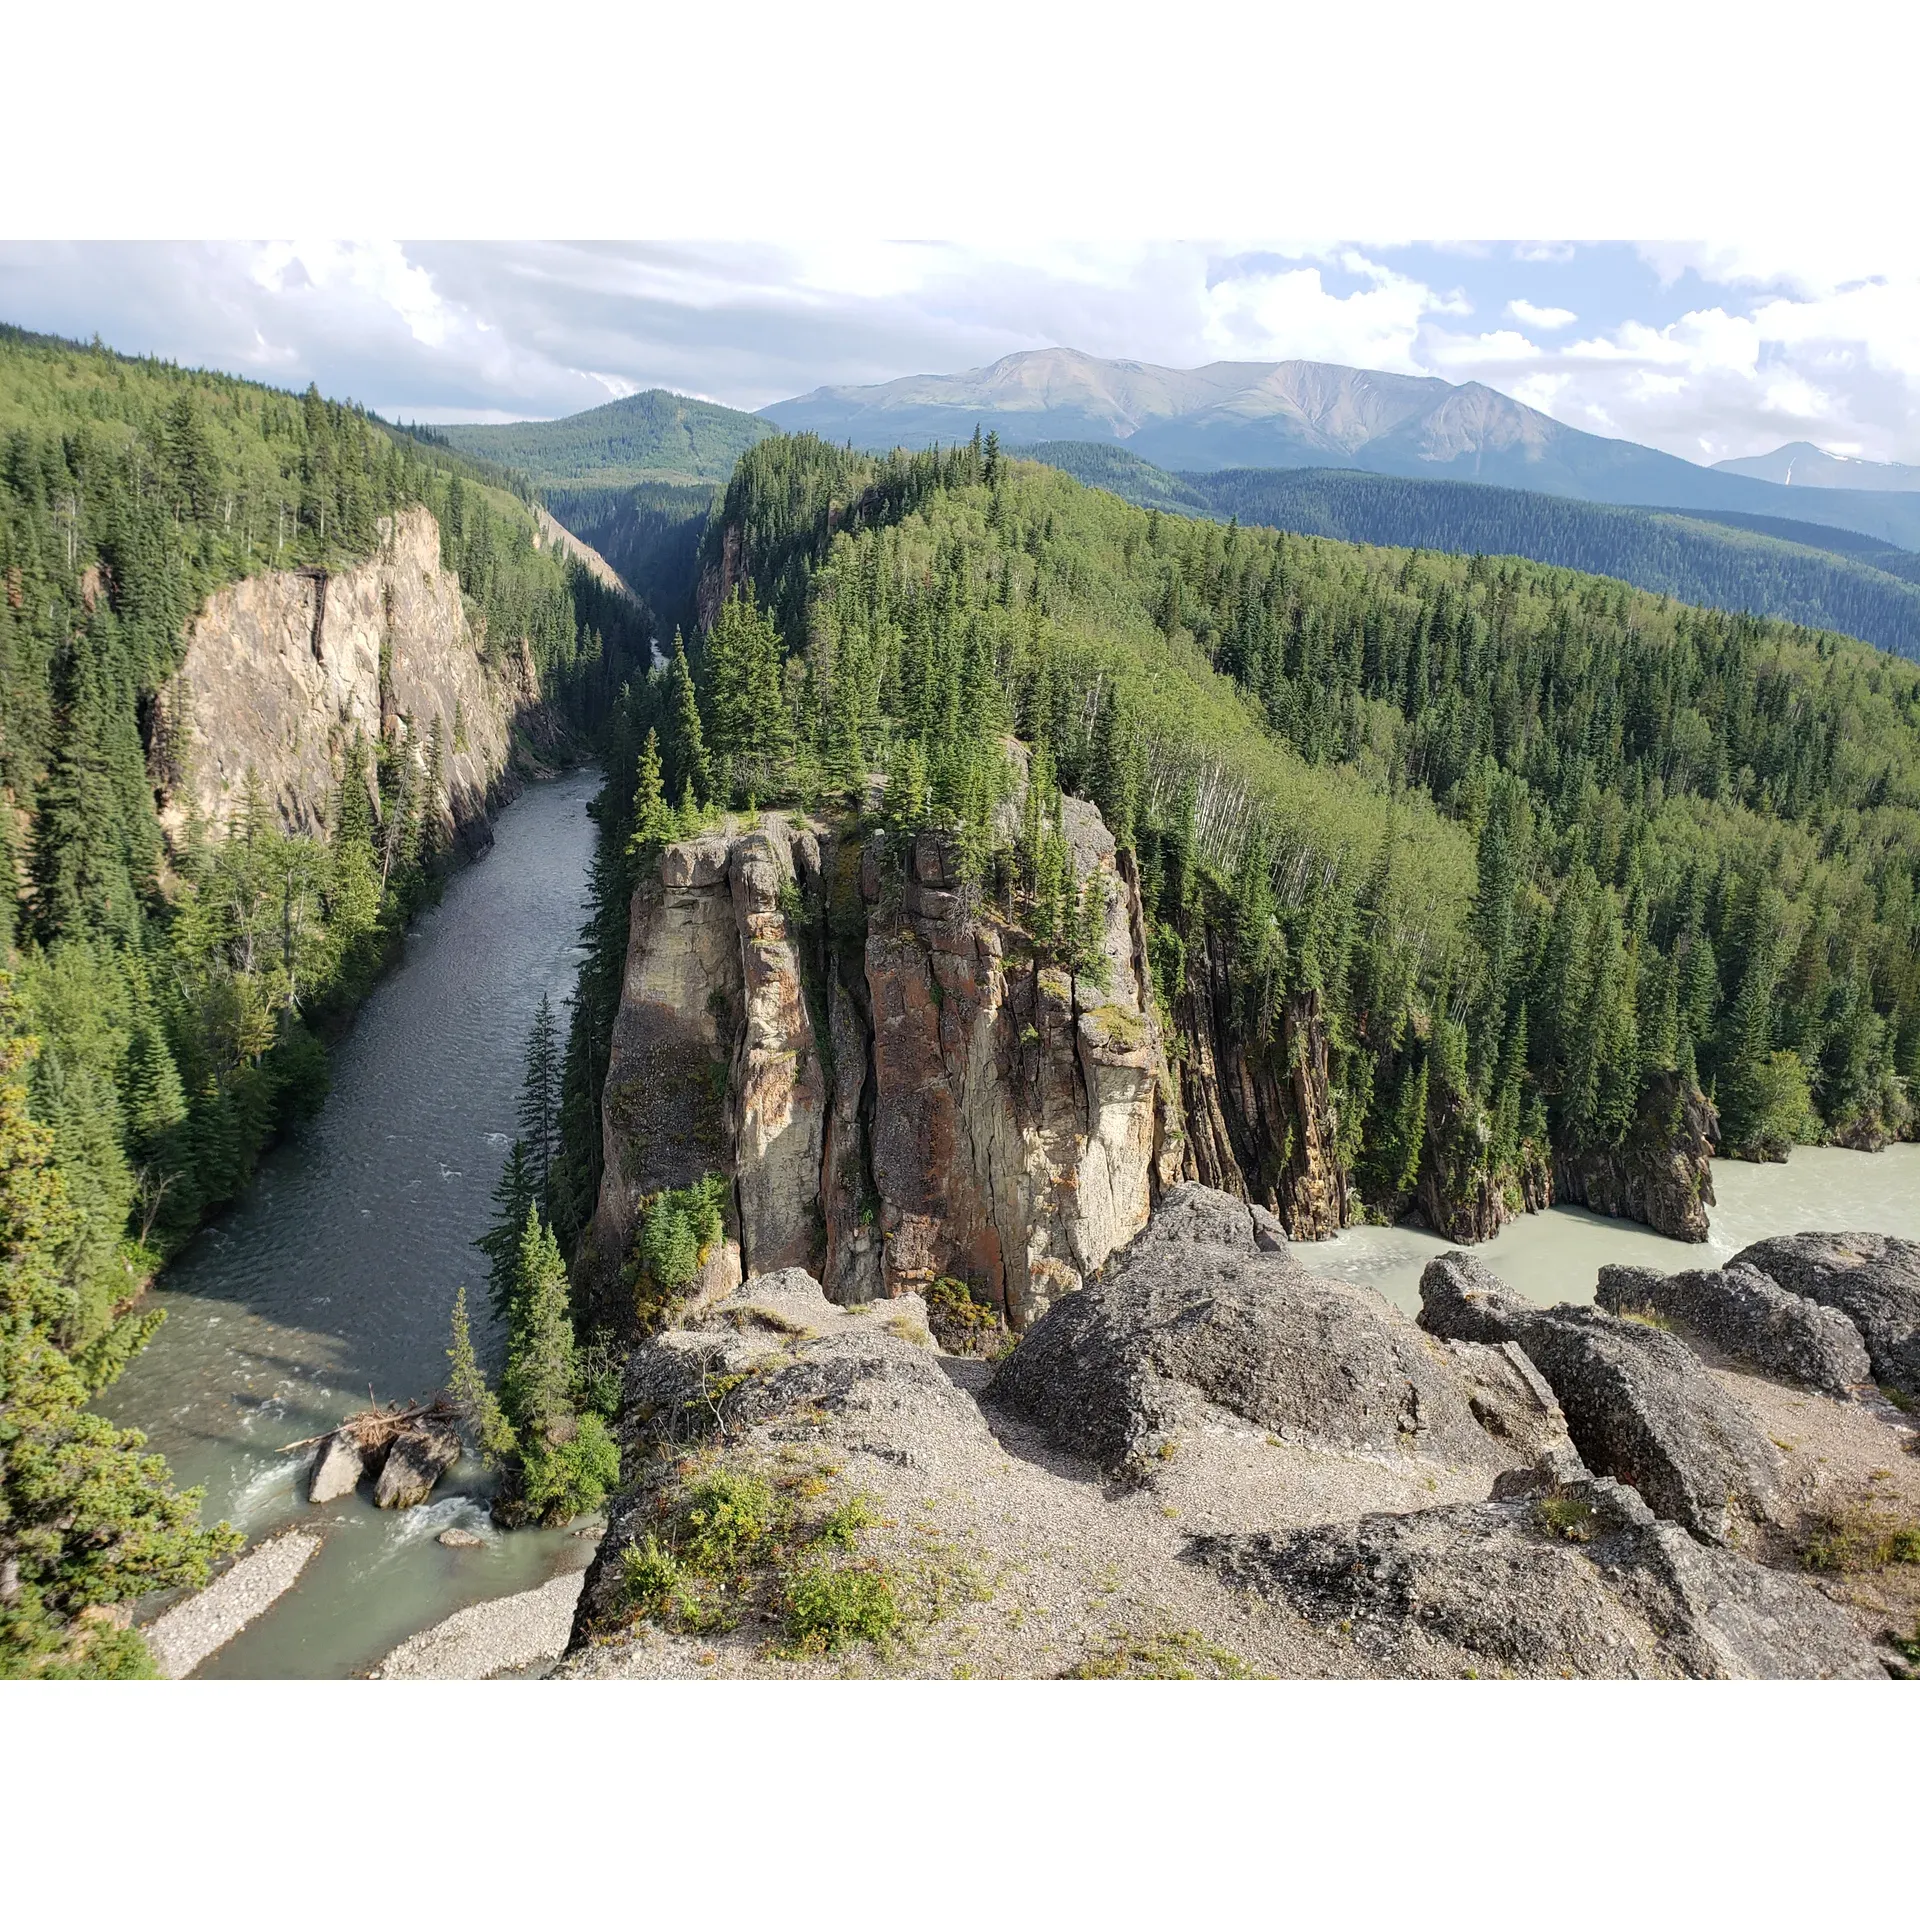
{"left": 5, "top": 325, "right": 1920, "bottom": 1683}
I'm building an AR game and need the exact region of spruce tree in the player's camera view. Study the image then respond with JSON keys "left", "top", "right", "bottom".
{"left": 446, "top": 1287, "right": 515, "bottom": 1462}
{"left": 499, "top": 1204, "right": 575, "bottom": 1445}
{"left": 626, "top": 728, "right": 671, "bottom": 870}
{"left": 518, "top": 994, "right": 560, "bottom": 1215}
{"left": 477, "top": 1137, "right": 540, "bottom": 1319}
{"left": 665, "top": 633, "right": 710, "bottom": 805}
{"left": 0, "top": 974, "right": 241, "bottom": 1677}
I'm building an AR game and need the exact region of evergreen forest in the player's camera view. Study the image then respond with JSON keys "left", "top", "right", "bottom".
{"left": 567, "top": 431, "right": 1920, "bottom": 1267}
{"left": 1019, "top": 442, "right": 1920, "bottom": 662}
{"left": 0, "top": 326, "right": 648, "bottom": 1673}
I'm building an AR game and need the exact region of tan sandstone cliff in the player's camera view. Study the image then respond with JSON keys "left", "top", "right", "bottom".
{"left": 583, "top": 784, "right": 1171, "bottom": 1333}
{"left": 154, "top": 505, "right": 517, "bottom": 852}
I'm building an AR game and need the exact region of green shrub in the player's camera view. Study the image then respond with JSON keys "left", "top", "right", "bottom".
{"left": 621, "top": 1535, "right": 686, "bottom": 1617}
{"left": 784, "top": 1565, "right": 899, "bottom": 1653}
{"left": 518, "top": 1412, "right": 620, "bottom": 1525}
{"left": 815, "top": 1494, "right": 878, "bottom": 1552}
{"left": 638, "top": 1172, "right": 729, "bottom": 1304}
{"left": 683, "top": 1468, "right": 776, "bottom": 1573}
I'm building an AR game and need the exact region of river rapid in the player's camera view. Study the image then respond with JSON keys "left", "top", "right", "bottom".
{"left": 98, "top": 769, "right": 604, "bottom": 1679}
{"left": 98, "top": 764, "right": 1920, "bottom": 1676}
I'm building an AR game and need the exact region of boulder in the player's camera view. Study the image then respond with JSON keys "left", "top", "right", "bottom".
{"left": 1729, "top": 1233, "right": 1920, "bottom": 1402}
{"left": 307, "top": 1429, "right": 369, "bottom": 1503}
{"left": 373, "top": 1422, "right": 462, "bottom": 1510}
{"left": 437, "top": 1528, "right": 486, "bottom": 1549}
{"left": 1418, "top": 1253, "right": 1781, "bottom": 1541}
{"left": 1443, "top": 1339, "right": 1581, "bottom": 1475}
{"left": 986, "top": 1188, "right": 1548, "bottom": 1477}
{"left": 1597, "top": 1262, "right": 1871, "bottom": 1395}
{"left": 1190, "top": 1475, "right": 1885, "bottom": 1680}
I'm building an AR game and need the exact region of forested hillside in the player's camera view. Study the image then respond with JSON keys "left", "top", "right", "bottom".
{"left": 0, "top": 325, "right": 648, "bottom": 1674}
{"left": 1021, "top": 444, "right": 1920, "bottom": 661}
{"left": 582, "top": 432, "right": 1918, "bottom": 1278}
{"left": 436, "top": 389, "right": 770, "bottom": 489}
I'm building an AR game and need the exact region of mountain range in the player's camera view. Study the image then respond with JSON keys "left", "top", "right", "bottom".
{"left": 761, "top": 348, "right": 1920, "bottom": 548}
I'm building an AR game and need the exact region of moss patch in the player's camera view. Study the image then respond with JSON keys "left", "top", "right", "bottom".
{"left": 1065, "top": 1629, "right": 1252, "bottom": 1680}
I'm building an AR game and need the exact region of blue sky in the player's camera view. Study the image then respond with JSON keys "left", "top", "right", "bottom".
{"left": 3, "top": 239, "right": 1918, "bottom": 466}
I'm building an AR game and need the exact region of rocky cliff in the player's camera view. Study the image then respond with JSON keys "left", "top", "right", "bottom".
{"left": 1165, "top": 917, "right": 1346, "bottom": 1239}
{"left": 584, "top": 784, "right": 1169, "bottom": 1333}
{"left": 154, "top": 505, "right": 519, "bottom": 854}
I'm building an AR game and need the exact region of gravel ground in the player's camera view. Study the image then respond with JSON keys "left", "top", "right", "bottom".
{"left": 1697, "top": 1342, "right": 1920, "bottom": 1662}
{"left": 372, "top": 1571, "right": 588, "bottom": 1679}
{"left": 144, "top": 1531, "right": 324, "bottom": 1679}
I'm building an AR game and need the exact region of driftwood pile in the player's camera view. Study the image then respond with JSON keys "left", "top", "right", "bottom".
{"left": 283, "top": 1396, "right": 463, "bottom": 1509}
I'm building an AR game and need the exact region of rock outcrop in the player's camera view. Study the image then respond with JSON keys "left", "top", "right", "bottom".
{"left": 558, "top": 1185, "right": 1904, "bottom": 1681}
{"left": 306, "top": 1429, "right": 371, "bottom": 1504}
{"left": 986, "top": 1183, "right": 1568, "bottom": 1481}
{"left": 1552, "top": 1071, "right": 1720, "bottom": 1242}
{"left": 581, "top": 830, "right": 748, "bottom": 1326}
{"left": 1167, "top": 922, "right": 1347, "bottom": 1240}
{"left": 1729, "top": 1232, "right": 1920, "bottom": 1402}
{"left": 586, "top": 777, "right": 1169, "bottom": 1333}
{"left": 372, "top": 1421, "right": 461, "bottom": 1510}
{"left": 1597, "top": 1261, "right": 1871, "bottom": 1396}
{"left": 154, "top": 505, "right": 518, "bottom": 855}
{"left": 1191, "top": 1474, "right": 1884, "bottom": 1679}
{"left": 859, "top": 799, "right": 1162, "bottom": 1327}
{"left": 1418, "top": 1253, "right": 1781, "bottom": 1540}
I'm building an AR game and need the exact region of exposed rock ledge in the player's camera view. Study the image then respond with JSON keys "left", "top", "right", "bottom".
{"left": 554, "top": 1187, "right": 1900, "bottom": 1680}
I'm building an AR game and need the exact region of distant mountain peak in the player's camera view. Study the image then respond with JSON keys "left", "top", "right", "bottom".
{"left": 1712, "top": 442, "right": 1920, "bottom": 493}
{"left": 761, "top": 349, "right": 1920, "bottom": 544}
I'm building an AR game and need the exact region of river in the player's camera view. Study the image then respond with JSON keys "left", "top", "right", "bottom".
{"left": 98, "top": 769, "right": 1920, "bottom": 1675}
{"left": 98, "top": 769, "right": 604, "bottom": 1679}
{"left": 1292, "top": 1145, "right": 1920, "bottom": 1317}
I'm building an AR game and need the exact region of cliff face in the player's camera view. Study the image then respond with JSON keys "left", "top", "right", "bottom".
{"left": 586, "top": 792, "right": 1166, "bottom": 1333}
{"left": 586, "top": 796, "right": 1731, "bottom": 1336}
{"left": 1166, "top": 923, "right": 1347, "bottom": 1240}
{"left": 155, "top": 505, "right": 516, "bottom": 852}
{"left": 1554, "top": 1071, "right": 1719, "bottom": 1244}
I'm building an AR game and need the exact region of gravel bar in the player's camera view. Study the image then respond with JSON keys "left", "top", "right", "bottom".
{"left": 145, "top": 1531, "right": 325, "bottom": 1679}
{"left": 372, "top": 1570, "right": 586, "bottom": 1679}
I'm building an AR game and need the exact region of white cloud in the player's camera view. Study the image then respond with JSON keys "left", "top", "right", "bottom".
{"left": 5, "top": 240, "right": 1920, "bottom": 466}
{"left": 1506, "top": 298, "right": 1577, "bottom": 329}
{"left": 1200, "top": 252, "right": 1466, "bottom": 373}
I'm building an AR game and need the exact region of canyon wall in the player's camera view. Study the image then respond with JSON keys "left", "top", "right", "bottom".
{"left": 155, "top": 505, "right": 518, "bottom": 853}
{"left": 584, "top": 789, "right": 1168, "bottom": 1332}
{"left": 586, "top": 795, "right": 1725, "bottom": 1335}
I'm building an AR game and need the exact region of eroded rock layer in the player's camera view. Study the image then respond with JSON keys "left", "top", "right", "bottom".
{"left": 155, "top": 505, "right": 516, "bottom": 852}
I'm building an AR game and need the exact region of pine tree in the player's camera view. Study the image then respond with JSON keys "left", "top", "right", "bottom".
{"left": 626, "top": 728, "right": 670, "bottom": 870}
{"left": 518, "top": 994, "right": 560, "bottom": 1214}
{"left": 0, "top": 973, "right": 241, "bottom": 1677}
{"left": 705, "top": 586, "right": 791, "bottom": 800}
{"left": 446, "top": 1287, "right": 515, "bottom": 1463}
{"left": 499, "top": 1203, "right": 575, "bottom": 1446}
{"left": 477, "top": 1137, "right": 540, "bottom": 1319}
{"left": 665, "top": 633, "right": 710, "bottom": 805}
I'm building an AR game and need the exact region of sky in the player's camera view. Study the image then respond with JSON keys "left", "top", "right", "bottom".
{"left": 5, "top": 239, "right": 1920, "bottom": 468}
